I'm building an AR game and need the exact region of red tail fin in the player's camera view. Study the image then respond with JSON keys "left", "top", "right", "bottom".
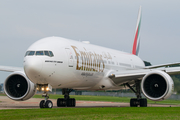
{"left": 132, "top": 6, "right": 142, "bottom": 55}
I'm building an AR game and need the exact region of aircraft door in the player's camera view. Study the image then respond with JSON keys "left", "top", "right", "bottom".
{"left": 65, "top": 48, "right": 74, "bottom": 67}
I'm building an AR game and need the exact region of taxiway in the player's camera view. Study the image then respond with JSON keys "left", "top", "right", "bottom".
{"left": 0, "top": 96, "right": 177, "bottom": 109}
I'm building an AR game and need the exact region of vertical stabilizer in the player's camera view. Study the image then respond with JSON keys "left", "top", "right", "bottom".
{"left": 132, "top": 6, "right": 142, "bottom": 55}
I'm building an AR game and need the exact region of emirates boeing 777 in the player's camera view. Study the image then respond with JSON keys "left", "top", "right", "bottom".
{"left": 2, "top": 6, "right": 180, "bottom": 108}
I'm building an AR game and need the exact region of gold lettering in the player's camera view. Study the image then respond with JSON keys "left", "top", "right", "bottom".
{"left": 71, "top": 46, "right": 81, "bottom": 70}
{"left": 71, "top": 46, "right": 105, "bottom": 72}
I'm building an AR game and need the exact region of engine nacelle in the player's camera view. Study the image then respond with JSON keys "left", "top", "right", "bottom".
{"left": 4, "top": 71, "right": 36, "bottom": 101}
{"left": 141, "top": 70, "right": 174, "bottom": 101}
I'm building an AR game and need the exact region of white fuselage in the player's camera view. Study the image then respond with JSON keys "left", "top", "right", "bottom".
{"left": 24, "top": 37, "right": 145, "bottom": 90}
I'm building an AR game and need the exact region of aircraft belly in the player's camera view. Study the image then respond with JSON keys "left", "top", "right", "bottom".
{"left": 46, "top": 69, "right": 103, "bottom": 89}
{"left": 72, "top": 71, "right": 103, "bottom": 88}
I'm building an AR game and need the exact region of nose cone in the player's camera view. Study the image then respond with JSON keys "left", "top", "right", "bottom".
{"left": 24, "top": 57, "right": 42, "bottom": 82}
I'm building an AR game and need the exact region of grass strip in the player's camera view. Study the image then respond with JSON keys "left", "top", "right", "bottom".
{"left": 0, "top": 107, "right": 180, "bottom": 120}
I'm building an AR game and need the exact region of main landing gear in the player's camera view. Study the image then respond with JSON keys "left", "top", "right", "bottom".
{"left": 57, "top": 88, "right": 76, "bottom": 107}
{"left": 39, "top": 92, "right": 53, "bottom": 108}
{"left": 126, "top": 80, "right": 147, "bottom": 107}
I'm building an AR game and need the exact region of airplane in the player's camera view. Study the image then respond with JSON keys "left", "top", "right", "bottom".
{"left": 2, "top": 6, "right": 180, "bottom": 108}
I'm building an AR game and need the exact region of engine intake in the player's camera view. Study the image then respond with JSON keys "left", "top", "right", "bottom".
{"left": 141, "top": 70, "right": 174, "bottom": 101}
{"left": 4, "top": 71, "right": 36, "bottom": 101}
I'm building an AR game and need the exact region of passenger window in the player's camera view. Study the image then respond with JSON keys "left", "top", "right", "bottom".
{"left": 36, "top": 51, "right": 44, "bottom": 55}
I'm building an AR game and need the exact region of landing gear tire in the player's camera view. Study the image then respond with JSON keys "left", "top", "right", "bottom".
{"left": 57, "top": 98, "right": 66, "bottom": 107}
{"left": 40, "top": 100, "right": 45, "bottom": 108}
{"left": 39, "top": 100, "right": 53, "bottom": 108}
{"left": 130, "top": 98, "right": 138, "bottom": 107}
{"left": 45, "top": 100, "right": 53, "bottom": 108}
{"left": 140, "top": 98, "right": 147, "bottom": 107}
{"left": 130, "top": 98, "right": 147, "bottom": 107}
{"left": 67, "top": 98, "right": 76, "bottom": 107}
{"left": 57, "top": 98, "right": 76, "bottom": 107}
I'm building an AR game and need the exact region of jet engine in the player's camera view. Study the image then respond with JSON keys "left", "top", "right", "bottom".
{"left": 4, "top": 71, "right": 36, "bottom": 101}
{"left": 141, "top": 70, "right": 174, "bottom": 101}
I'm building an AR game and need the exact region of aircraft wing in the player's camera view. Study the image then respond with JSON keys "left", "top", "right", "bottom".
{"left": 145, "top": 62, "right": 180, "bottom": 69}
{"left": 157, "top": 67, "right": 180, "bottom": 75}
{"left": 109, "top": 66, "right": 180, "bottom": 86}
{"left": 0, "top": 66, "right": 23, "bottom": 72}
{"left": 109, "top": 69, "right": 150, "bottom": 85}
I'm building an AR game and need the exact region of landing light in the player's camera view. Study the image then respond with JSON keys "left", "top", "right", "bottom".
{"left": 41, "top": 87, "right": 44, "bottom": 91}
{"left": 46, "top": 87, "right": 49, "bottom": 91}
{"left": 36, "top": 84, "right": 52, "bottom": 92}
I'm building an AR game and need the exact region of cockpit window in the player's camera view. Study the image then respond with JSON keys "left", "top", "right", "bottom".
{"left": 44, "top": 51, "right": 54, "bottom": 57}
{"left": 25, "top": 50, "right": 54, "bottom": 57}
{"left": 25, "top": 51, "right": 35, "bottom": 56}
{"left": 49, "top": 51, "right": 54, "bottom": 57}
{"left": 29, "top": 51, "right": 35, "bottom": 55}
{"left": 44, "top": 51, "right": 50, "bottom": 56}
{"left": 36, "top": 51, "right": 44, "bottom": 55}
{"left": 25, "top": 51, "right": 30, "bottom": 56}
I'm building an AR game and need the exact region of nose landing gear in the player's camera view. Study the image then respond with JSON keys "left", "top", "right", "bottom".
{"left": 39, "top": 92, "right": 53, "bottom": 108}
{"left": 37, "top": 84, "right": 53, "bottom": 108}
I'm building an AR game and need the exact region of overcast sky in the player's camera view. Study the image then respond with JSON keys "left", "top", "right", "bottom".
{"left": 0, "top": 0, "right": 180, "bottom": 83}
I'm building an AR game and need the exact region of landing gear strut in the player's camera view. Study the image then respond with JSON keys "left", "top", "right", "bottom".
{"left": 37, "top": 84, "right": 53, "bottom": 108}
{"left": 57, "top": 88, "right": 76, "bottom": 107}
{"left": 126, "top": 80, "right": 147, "bottom": 107}
{"left": 39, "top": 92, "right": 53, "bottom": 108}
